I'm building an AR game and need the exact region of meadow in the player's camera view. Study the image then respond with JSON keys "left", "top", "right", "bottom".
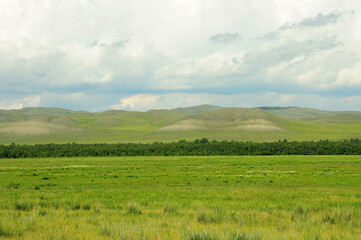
{"left": 0, "top": 156, "right": 360, "bottom": 239}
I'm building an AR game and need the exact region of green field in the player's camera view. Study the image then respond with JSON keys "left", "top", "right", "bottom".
{"left": 0, "top": 156, "right": 360, "bottom": 239}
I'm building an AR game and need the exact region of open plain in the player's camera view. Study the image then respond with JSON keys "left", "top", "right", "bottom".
{"left": 0, "top": 156, "right": 360, "bottom": 240}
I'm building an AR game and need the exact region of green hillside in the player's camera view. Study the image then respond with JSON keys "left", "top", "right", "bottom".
{"left": 0, "top": 106, "right": 361, "bottom": 144}
{"left": 13, "top": 107, "right": 74, "bottom": 116}
{"left": 260, "top": 106, "right": 361, "bottom": 122}
{"left": 259, "top": 107, "right": 335, "bottom": 120}
{"left": 171, "top": 104, "right": 221, "bottom": 114}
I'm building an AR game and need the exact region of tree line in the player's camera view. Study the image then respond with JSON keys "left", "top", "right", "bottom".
{"left": 0, "top": 138, "right": 360, "bottom": 158}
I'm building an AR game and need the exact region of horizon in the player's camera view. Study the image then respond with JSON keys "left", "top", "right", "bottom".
{"left": 1, "top": 1, "right": 361, "bottom": 112}
{"left": 1, "top": 104, "right": 359, "bottom": 113}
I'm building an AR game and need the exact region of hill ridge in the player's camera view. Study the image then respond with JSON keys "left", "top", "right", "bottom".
{"left": 0, "top": 106, "right": 361, "bottom": 144}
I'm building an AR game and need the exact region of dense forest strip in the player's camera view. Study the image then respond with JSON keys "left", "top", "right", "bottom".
{"left": 1, "top": 139, "right": 361, "bottom": 158}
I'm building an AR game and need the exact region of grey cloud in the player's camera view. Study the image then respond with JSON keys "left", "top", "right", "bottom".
{"left": 281, "top": 12, "right": 344, "bottom": 30}
{"left": 1, "top": 1, "right": 360, "bottom": 111}
{"left": 89, "top": 39, "right": 130, "bottom": 48}
{"left": 245, "top": 36, "right": 341, "bottom": 66}
{"left": 0, "top": 49, "right": 65, "bottom": 95}
{"left": 87, "top": 0, "right": 97, "bottom": 5}
{"left": 210, "top": 32, "right": 240, "bottom": 44}
{"left": 0, "top": 37, "right": 160, "bottom": 97}
{"left": 261, "top": 12, "right": 345, "bottom": 40}
{"left": 262, "top": 32, "right": 279, "bottom": 40}
{"left": 112, "top": 40, "right": 130, "bottom": 48}
{"left": 256, "top": 36, "right": 341, "bottom": 65}
{"left": 154, "top": 34, "right": 342, "bottom": 92}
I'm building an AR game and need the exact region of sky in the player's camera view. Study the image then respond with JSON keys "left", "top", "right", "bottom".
{"left": 1, "top": 0, "right": 361, "bottom": 112}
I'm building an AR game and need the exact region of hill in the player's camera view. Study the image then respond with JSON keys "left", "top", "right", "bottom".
{"left": 261, "top": 106, "right": 361, "bottom": 122}
{"left": 260, "top": 107, "right": 336, "bottom": 120}
{"left": 171, "top": 104, "right": 221, "bottom": 114}
{"left": 0, "top": 106, "right": 360, "bottom": 144}
{"left": 13, "top": 107, "right": 74, "bottom": 116}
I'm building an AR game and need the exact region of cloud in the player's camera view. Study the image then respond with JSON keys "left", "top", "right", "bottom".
{"left": 154, "top": 34, "right": 341, "bottom": 91}
{"left": 110, "top": 93, "right": 257, "bottom": 111}
{"left": 210, "top": 32, "right": 240, "bottom": 44}
{"left": 334, "top": 62, "right": 361, "bottom": 87}
{"left": 3, "top": 91, "right": 361, "bottom": 112}
{"left": 90, "top": 39, "right": 130, "bottom": 48}
{"left": 262, "top": 11, "right": 350, "bottom": 41}
{"left": 154, "top": 52, "right": 245, "bottom": 89}
{"left": 0, "top": 95, "right": 40, "bottom": 110}
{"left": 245, "top": 35, "right": 340, "bottom": 66}
{"left": 280, "top": 11, "right": 344, "bottom": 30}
{"left": 84, "top": 70, "right": 114, "bottom": 84}
{"left": 38, "top": 92, "right": 117, "bottom": 112}
{"left": 0, "top": 1, "right": 361, "bottom": 111}
{"left": 111, "top": 94, "right": 161, "bottom": 110}
{"left": 110, "top": 92, "right": 361, "bottom": 111}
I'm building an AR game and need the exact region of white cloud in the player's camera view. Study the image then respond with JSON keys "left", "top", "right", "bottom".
{"left": 84, "top": 70, "right": 114, "bottom": 84}
{"left": 340, "top": 95, "right": 361, "bottom": 108}
{"left": 0, "top": 95, "right": 40, "bottom": 110}
{"left": 1, "top": 1, "right": 361, "bottom": 111}
{"left": 210, "top": 32, "right": 240, "bottom": 44}
{"left": 154, "top": 52, "right": 245, "bottom": 89}
{"left": 0, "top": 102, "right": 23, "bottom": 110}
{"left": 277, "top": 94, "right": 296, "bottom": 104}
{"left": 110, "top": 92, "right": 361, "bottom": 111}
{"left": 334, "top": 62, "right": 361, "bottom": 87}
{"left": 111, "top": 94, "right": 161, "bottom": 110}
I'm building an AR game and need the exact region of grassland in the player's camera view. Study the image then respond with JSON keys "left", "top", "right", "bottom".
{"left": 0, "top": 156, "right": 360, "bottom": 239}
{"left": 1, "top": 106, "right": 361, "bottom": 144}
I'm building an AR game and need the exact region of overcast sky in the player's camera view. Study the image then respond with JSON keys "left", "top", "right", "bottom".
{"left": 1, "top": 0, "right": 361, "bottom": 111}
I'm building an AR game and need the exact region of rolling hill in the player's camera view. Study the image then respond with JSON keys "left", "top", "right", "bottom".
{"left": 171, "top": 104, "right": 221, "bottom": 114}
{"left": 0, "top": 105, "right": 360, "bottom": 144}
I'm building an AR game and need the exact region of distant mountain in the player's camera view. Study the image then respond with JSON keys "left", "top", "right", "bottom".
{"left": 158, "top": 108, "right": 284, "bottom": 132}
{"left": 0, "top": 106, "right": 360, "bottom": 144}
{"left": 260, "top": 107, "right": 335, "bottom": 120}
{"left": 258, "top": 106, "right": 294, "bottom": 110}
{"left": 13, "top": 107, "right": 74, "bottom": 116}
{"left": 0, "top": 109, "right": 28, "bottom": 123}
{"left": 171, "top": 104, "right": 221, "bottom": 114}
{"left": 261, "top": 107, "right": 361, "bottom": 121}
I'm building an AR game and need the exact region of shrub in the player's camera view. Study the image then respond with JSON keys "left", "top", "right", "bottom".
{"left": 82, "top": 203, "right": 91, "bottom": 210}
{"left": 197, "top": 212, "right": 211, "bottom": 223}
{"left": 0, "top": 225, "right": 12, "bottom": 238}
{"left": 0, "top": 222, "right": 22, "bottom": 238}
{"left": 9, "top": 182, "right": 21, "bottom": 189}
{"left": 188, "top": 231, "right": 218, "bottom": 240}
{"left": 323, "top": 215, "right": 336, "bottom": 224}
{"left": 295, "top": 205, "right": 308, "bottom": 215}
{"left": 99, "top": 223, "right": 112, "bottom": 237}
{"left": 72, "top": 203, "right": 81, "bottom": 210}
{"left": 93, "top": 206, "right": 102, "bottom": 214}
{"left": 126, "top": 202, "right": 142, "bottom": 215}
{"left": 38, "top": 209, "right": 47, "bottom": 216}
{"left": 163, "top": 203, "right": 177, "bottom": 214}
{"left": 14, "top": 201, "right": 34, "bottom": 211}
{"left": 228, "top": 231, "right": 262, "bottom": 240}
{"left": 197, "top": 208, "right": 225, "bottom": 223}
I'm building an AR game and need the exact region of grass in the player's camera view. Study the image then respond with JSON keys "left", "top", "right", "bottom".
{"left": 0, "top": 156, "right": 360, "bottom": 239}
{"left": 1, "top": 107, "right": 361, "bottom": 144}
{"left": 126, "top": 202, "right": 142, "bottom": 215}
